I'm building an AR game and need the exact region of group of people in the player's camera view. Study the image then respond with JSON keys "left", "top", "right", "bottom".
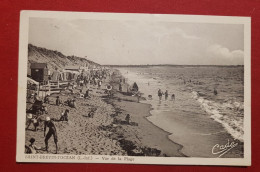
{"left": 25, "top": 68, "right": 114, "bottom": 155}
{"left": 26, "top": 116, "right": 59, "bottom": 154}
{"left": 74, "top": 68, "right": 111, "bottom": 89}
{"left": 157, "top": 89, "right": 175, "bottom": 101}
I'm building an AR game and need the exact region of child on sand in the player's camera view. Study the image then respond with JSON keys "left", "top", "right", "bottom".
{"left": 69, "top": 99, "right": 77, "bottom": 109}
{"left": 60, "top": 109, "right": 69, "bottom": 121}
{"left": 26, "top": 114, "right": 39, "bottom": 132}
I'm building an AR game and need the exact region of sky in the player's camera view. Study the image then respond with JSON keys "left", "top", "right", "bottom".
{"left": 29, "top": 17, "right": 244, "bottom": 65}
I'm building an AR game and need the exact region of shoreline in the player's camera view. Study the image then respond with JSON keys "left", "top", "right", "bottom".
{"left": 25, "top": 68, "right": 243, "bottom": 158}
{"left": 107, "top": 69, "right": 185, "bottom": 157}
{"left": 105, "top": 91, "right": 186, "bottom": 157}
{"left": 114, "top": 68, "right": 244, "bottom": 158}
{"left": 25, "top": 70, "right": 185, "bottom": 157}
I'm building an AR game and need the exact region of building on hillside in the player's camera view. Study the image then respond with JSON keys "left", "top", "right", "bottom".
{"left": 30, "top": 63, "right": 49, "bottom": 82}
{"left": 64, "top": 66, "right": 90, "bottom": 73}
{"left": 64, "top": 66, "right": 81, "bottom": 72}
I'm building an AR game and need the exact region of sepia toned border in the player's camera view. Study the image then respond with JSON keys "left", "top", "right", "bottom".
{"left": 16, "top": 10, "right": 251, "bottom": 166}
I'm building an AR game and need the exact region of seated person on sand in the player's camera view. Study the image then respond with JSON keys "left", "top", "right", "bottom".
{"left": 69, "top": 99, "right": 77, "bottom": 109}
{"left": 44, "top": 94, "right": 50, "bottom": 104}
{"left": 60, "top": 109, "right": 69, "bottom": 121}
{"left": 25, "top": 138, "right": 41, "bottom": 154}
{"left": 87, "top": 109, "right": 95, "bottom": 118}
{"left": 132, "top": 82, "right": 139, "bottom": 92}
{"left": 33, "top": 93, "right": 39, "bottom": 102}
{"left": 64, "top": 97, "right": 71, "bottom": 106}
{"left": 84, "top": 89, "right": 90, "bottom": 99}
{"left": 26, "top": 113, "right": 39, "bottom": 131}
{"left": 79, "top": 89, "right": 84, "bottom": 98}
{"left": 56, "top": 96, "right": 62, "bottom": 106}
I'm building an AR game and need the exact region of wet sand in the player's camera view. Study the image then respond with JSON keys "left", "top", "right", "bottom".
{"left": 25, "top": 76, "right": 184, "bottom": 156}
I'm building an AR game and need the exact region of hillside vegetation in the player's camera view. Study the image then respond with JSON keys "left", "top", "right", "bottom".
{"left": 28, "top": 44, "right": 99, "bottom": 75}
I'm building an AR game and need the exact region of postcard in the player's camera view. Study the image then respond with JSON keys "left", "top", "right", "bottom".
{"left": 17, "top": 11, "right": 251, "bottom": 165}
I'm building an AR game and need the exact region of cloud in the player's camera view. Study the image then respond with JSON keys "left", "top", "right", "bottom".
{"left": 172, "top": 28, "right": 200, "bottom": 40}
{"left": 207, "top": 44, "right": 244, "bottom": 65}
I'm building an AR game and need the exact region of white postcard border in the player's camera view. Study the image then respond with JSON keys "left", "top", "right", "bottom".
{"left": 17, "top": 10, "right": 251, "bottom": 166}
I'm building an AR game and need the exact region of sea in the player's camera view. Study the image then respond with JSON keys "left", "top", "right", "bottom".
{"left": 117, "top": 66, "right": 244, "bottom": 158}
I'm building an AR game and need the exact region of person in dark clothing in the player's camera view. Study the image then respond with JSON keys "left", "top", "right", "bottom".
{"left": 44, "top": 117, "right": 58, "bottom": 153}
{"left": 158, "top": 89, "right": 163, "bottom": 100}
{"left": 26, "top": 114, "right": 39, "bottom": 131}
{"left": 125, "top": 114, "right": 130, "bottom": 124}
{"left": 69, "top": 99, "right": 77, "bottom": 109}
{"left": 165, "top": 90, "right": 169, "bottom": 100}
{"left": 119, "top": 83, "right": 122, "bottom": 92}
{"left": 56, "top": 96, "right": 62, "bottom": 106}
{"left": 214, "top": 88, "right": 218, "bottom": 95}
{"left": 44, "top": 94, "right": 50, "bottom": 104}
{"left": 84, "top": 89, "right": 89, "bottom": 99}
{"left": 132, "top": 82, "right": 139, "bottom": 92}
{"left": 171, "top": 94, "right": 175, "bottom": 101}
{"left": 60, "top": 109, "right": 69, "bottom": 121}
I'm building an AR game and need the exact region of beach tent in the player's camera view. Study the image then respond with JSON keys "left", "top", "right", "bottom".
{"left": 51, "top": 71, "right": 60, "bottom": 81}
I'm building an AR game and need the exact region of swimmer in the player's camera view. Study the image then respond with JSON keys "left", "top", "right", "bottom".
{"left": 158, "top": 89, "right": 163, "bottom": 101}
{"left": 171, "top": 94, "right": 175, "bottom": 100}
{"left": 165, "top": 90, "right": 168, "bottom": 100}
{"left": 214, "top": 88, "right": 218, "bottom": 95}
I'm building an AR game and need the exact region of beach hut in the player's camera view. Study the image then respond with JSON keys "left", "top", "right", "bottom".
{"left": 30, "top": 63, "right": 49, "bottom": 82}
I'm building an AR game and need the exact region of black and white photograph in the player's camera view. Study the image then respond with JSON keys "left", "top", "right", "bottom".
{"left": 17, "top": 11, "right": 251, "bottom": 165}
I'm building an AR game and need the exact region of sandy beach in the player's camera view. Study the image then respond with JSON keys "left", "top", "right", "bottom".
{"left": 25, "top": 71, "right": 184, "bottom": 157}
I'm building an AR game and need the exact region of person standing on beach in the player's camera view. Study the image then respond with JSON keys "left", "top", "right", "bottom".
{"left": 125, "top": 114, "right": 130, "bottom": 124}
{"left": 158, "top": 89, "right": 163, "bottom": 100}
{"left": 44, "top": 117, "right": 58, "bottom": 153}
{"left": 98, "top": 80, "right": 102, "bottom": 89}
{"left": 119, "top": 83, "right": 122, "bottom": 92}
{"left": 165, "top": 90, "right": 168, "bottom": 100}
{"left": 56, "top": 96, "right": 62, "bottom": 106}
